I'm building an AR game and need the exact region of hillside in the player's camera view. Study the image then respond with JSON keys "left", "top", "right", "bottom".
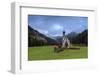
{"left": 71, "top": 30, "right": 88, "bottom": 45}
{"left": 28, "top": 25, "right": 58, "bottom": 47}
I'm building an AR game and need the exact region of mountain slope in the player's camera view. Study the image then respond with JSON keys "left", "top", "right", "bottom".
{"left": 28, "top": 26, "right": 58, "bottom": 47}
{"left": 67, "top": 32, "right": 78, "bottom": 39}
{"left": 72, "top": 30, "right": 88, "bottom": 45}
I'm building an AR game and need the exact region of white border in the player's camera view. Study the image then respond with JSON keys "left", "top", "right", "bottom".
{"left": 11, "top": 2, "right": 97, "bottom": 74}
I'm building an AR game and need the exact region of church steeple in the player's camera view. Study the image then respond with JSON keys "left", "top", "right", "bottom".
{"left": 63, "top": 30, "right": 65, "bottom": 36}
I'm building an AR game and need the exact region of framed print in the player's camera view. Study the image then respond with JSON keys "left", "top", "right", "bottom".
{"left": 11, "top": 2, "right": 97, "bottom": 74}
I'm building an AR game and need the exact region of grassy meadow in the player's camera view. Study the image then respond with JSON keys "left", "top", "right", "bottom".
{"left": 28, "top": 45, "right": 88, "bottom": 61}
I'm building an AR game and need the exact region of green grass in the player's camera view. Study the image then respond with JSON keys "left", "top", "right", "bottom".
{"left": 28, "top": 45, "right": 88, "bottom": 61}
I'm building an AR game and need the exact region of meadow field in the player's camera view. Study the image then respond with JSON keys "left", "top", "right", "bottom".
{"left": 28, "top": 45, "right": 88, "bottom": 61}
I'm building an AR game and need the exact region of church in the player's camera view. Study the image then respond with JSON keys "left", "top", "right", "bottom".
{"left": 54, "top": 31, "right": 71, "bottom": 53}
{"left": 62, "top": 31, "right": 70, "bottom": 48}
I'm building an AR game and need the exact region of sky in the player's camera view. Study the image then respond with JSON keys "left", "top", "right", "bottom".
{"left": 28, "top": 15, "right": 88, "bottom": 37}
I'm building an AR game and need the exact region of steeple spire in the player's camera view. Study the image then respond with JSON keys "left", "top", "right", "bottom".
{"left": 63, "top": 30, "right": 65, "bottom": 36}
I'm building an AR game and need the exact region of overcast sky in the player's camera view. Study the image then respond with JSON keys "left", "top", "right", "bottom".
{"left": 28, "top": 15, "right": 88, "bottom": 37}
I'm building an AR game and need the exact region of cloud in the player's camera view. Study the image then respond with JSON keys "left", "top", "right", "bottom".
{"left": 37, "top": 29, "right": 49, "bottom": 35}
{"left": 51, "top": 24, "right": 64, "bottom": 31}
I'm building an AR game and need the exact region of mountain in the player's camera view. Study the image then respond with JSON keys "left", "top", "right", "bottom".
{"left": 54, "top": 36, "right": 62, "bottom": 44}
{"left": 28, "top": 26, "right": 58, "bottom": 47}
{"left": 67, "top": 32, "right": 78, "bottom": 43}
{"left": 71, "top": 30, "right": 88, "bottom": 45}
{"left": 67, "top": 32, "right": 78, "bottom": 39}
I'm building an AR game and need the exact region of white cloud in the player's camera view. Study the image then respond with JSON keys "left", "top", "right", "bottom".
{"left": 51, "top": 24, "right": 64, "bottom": 31}
{"left": 38, "top": 29, "right": 49, "bottom": 35}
